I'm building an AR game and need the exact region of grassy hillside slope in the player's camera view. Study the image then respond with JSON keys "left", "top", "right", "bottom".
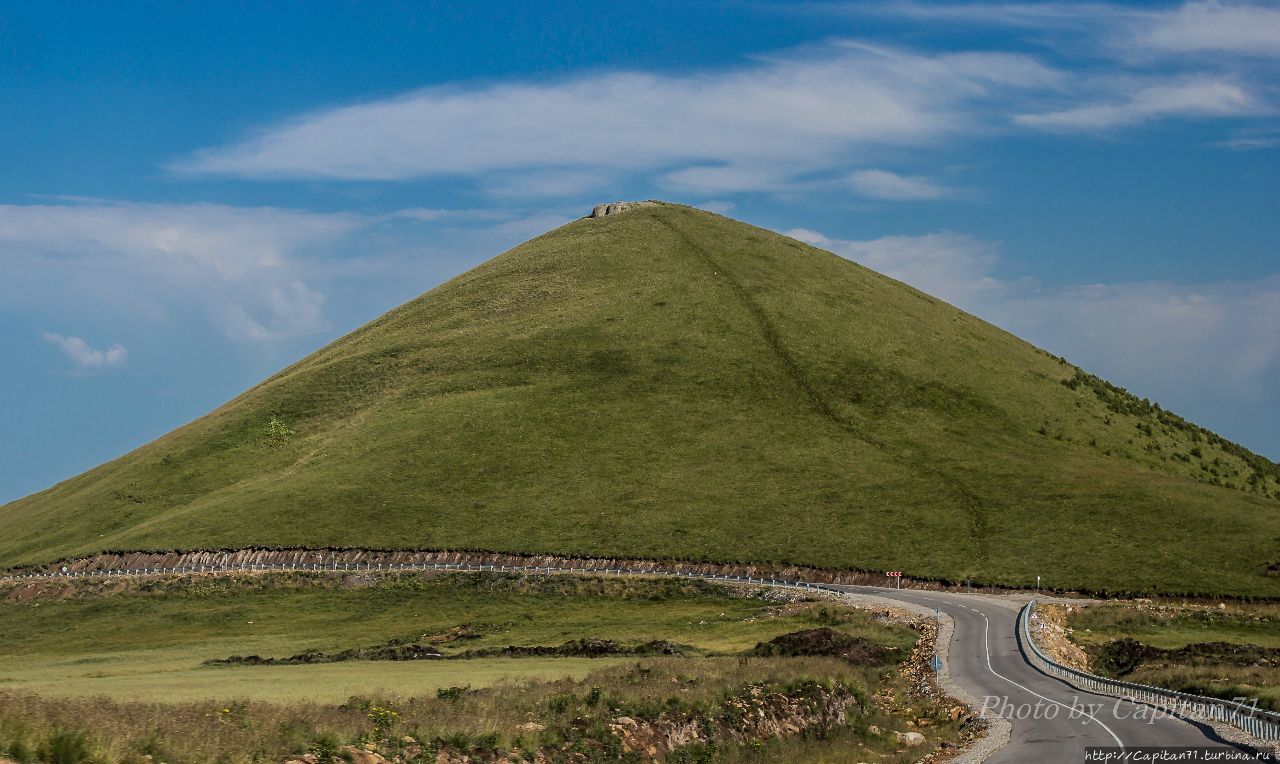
{"left": 2, "top": 203, "right": 1277, "bottom": 595}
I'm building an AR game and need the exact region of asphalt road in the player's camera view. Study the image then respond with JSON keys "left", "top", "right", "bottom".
{"left": 836, "top": 585, "right": 1251, "bottom": 762}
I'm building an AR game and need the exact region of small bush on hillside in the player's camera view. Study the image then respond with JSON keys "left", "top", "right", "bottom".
{"left": 670, "top": 741, "right": 718, "bottom": 764}
{"left": 261, "top": 415, "right": 296, "bottom": 448}
{"left": 548, "top": 693, "right": 576, "bottom": 714}
{"left": 434, "top": 731, "right": 498, "bottom": 755}
{"left": 310, "top": 731, "right": 343, "bottom": 761}
{"left": 4, "top": 736, "right": 36, "bottom": 764}
{"left": 38, "top": 731, "right": 92, "bottom": 764}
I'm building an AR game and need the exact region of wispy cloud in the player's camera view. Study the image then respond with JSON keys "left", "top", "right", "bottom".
{"left": 41, "top": 332, "right": 127, "bottom": 373}
{"left": 0, "top": 200, "right": 362, "bottom": 342}
{"left": 866, "top": 1, "right": 1280, "bottom": 59}
{"left": 1216, "top": 126, "right": 1280, "bottom": 150}
{"left": 800, "top": 2, "right": 1280, "bottom": 140}
{"left": 695, "top": 200, "right": 737, "bottom": 214}
{"left": 788, "top": 229, "right": 1010, "bottom": 305}
{"left": 1016, "top": 78, "right": 1260, "bottom": 131}
{"left": 222, "top": 282, "right": 326, "bottom": 342}
{"left": 388, "top": 207, "right": 513, "bottom": 223}
{"left": 790, "top": 227, "right": 1280, "bottom": 401}
{"left": 168, "top": 16, "right": 1276, "bottom": 197}
{"left": 0, "top": 199, "right": 575, "bottom": 351}
{"left": 1133, "top": 1, "right": 1280, "bottom": 58}
{"left": 171, "top": 42, "right": 1059, "bottom": 192}
{"left": 845, "top": 169, "right": 961, "bottom": 200}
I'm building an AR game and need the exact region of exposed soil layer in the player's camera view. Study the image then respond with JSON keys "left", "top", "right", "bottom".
{"left": 458, "top": 638, "right": 689, "bottom": 659}
{"left": 206, "top": 642, "right": 444, "bottom": 666}
{"left": 1094, "top": 637, "right": 1280, "bottom": 676}
{"left": 752, "top": 627, "right": 894, "bottom": 665}
{"left": 207, "top": 638, "right": 691, "bottom": 667}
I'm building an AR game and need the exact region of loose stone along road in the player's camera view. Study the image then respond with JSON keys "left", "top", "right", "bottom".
{"left": 1, "top": 557, "right": 1268, "bottom": 762}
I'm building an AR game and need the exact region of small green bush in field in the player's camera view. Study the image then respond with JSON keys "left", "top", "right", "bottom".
{"left": 39, "top": 731, "right": 92, "bottom": 764}
{"left": 436, "top": 686, "right": 468, "bottom": 703}
{"left": 310, "top": 731, "right": 342, "bottom": 760}
{"left": 5, "top": 737, "right": 36, "bottom": 764}
{"left": 547, "top": 693, "right": 575, "bottom": 714}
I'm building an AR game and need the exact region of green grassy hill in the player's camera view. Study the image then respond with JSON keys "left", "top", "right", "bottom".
{"left": 2, "top": 202, "right": 1277, "bottom": 595}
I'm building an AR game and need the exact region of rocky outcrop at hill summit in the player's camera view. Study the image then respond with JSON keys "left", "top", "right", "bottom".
{"left": 589, "top": 200, "right": 654, "bottom": 218}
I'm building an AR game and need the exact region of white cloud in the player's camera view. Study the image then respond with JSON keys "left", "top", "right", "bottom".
{"left": 1005, "top": 278, "right": 1280, "bottom": 399}
{"left": 871, "top": 1, "right": 1280, "bottom": 59}
{"left": 165, "top": 24, "right": 1275, "bottom": 197}
{"left": 41, "top": 332, "right": 127, "bottom": 372}
{"left": 0, "top": 200, "right": 361, "bottom": 279}
{"left": 1216, "top": 126, "right": 1280, "bottom": 150}
{"left": 0, "top": 200, "right": 364, "bottom": 342}
{"left": 1, "top": 199, "right": 585, "bottom": 366}
{"left": 221, "top": 281, "right": 327, "bottom": 342}
{"left": 661, "top": 165, "right": 793, "bottom": 194}
{"left": 856, "top": 1, "right": 1135, "bottom": 28}
{"left": 481, "top": 169, "right": 621, "bottom": 199}
{"left": 1016, "top": 78, "right": 1259, "bottom": 131}
{"left": 845, "top": 169, "right": 958, "bottom": 200}
{"left": 791, "top": 227, "right": 1280, "bottom": 400}
{"left": 695, "top": 200, "right": 737, "bottom": 214}
{"left": 841, "top": 3, "right": 1279, "bottom": 136}
{"left": 172, "top": 42, "right": 1058, "bottom": 191}
{"left": 1135, "top": 1, "right": 1280, "bottom": 58}
{"left": 389, "top": 207, "right": 512, "bottom": 223}
{"left": 787, "top": 229, "right": 1009, "bottom": 306}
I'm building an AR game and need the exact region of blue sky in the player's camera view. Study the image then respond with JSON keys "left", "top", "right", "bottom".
{"left": 2, "top": 1, "right": 1278, "bottom": 504}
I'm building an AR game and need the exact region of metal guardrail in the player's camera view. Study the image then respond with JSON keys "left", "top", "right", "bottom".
{"left": 1019, "top": 599, "right": 1280, "bottom": 743}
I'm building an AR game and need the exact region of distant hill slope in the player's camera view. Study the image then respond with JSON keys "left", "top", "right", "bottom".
{"left": 3, "top": 203, "right": 1277, "bottom": 596}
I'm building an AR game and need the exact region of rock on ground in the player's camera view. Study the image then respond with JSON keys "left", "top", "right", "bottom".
{"left": 588, "top": 201, "right": 655, "bottom": 218}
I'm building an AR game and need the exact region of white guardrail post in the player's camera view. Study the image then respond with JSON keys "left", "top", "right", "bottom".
{"left": 1019, "top": 599, "right": 1280, "bottom": 742}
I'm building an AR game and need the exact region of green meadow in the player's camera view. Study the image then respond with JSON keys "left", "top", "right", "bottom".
{"left": 0, "top": 572, "right": 958, "bottom": 763}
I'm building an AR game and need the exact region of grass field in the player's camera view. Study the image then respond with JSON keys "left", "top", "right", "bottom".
{"left": 1069, "top": 601, "right": 1280, "bottom": 650}
{"left": 0, "top": 571, "right": 915, "bottom": 702}
{"left": 2, "top": 203, "right": 1277, "bottom": 597}
{"left": 0, "top": 656, "right": 626, "bottom": 704}
{"left": 0, "top": 571, "right": 959, "bottom": 763}
{"left": 1067, "top": 602, "right": 1280, "bottom": 711}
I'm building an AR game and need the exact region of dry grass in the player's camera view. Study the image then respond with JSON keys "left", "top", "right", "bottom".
{"left": 1067, "top": 601, "right": 1280, "bottom": 711}
{"left": 0, "top": 656, "right": 958, "bottom": 763}
{"left": 1069, "top": 600, "right": 1280, "bottom": 650}
{"left": 0, "top": 572, "right": 958, "bottom": 761}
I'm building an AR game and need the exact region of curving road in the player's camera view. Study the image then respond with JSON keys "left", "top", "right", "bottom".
{"left": 836, "top": 585, "right": 1250, "bottom": 762}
